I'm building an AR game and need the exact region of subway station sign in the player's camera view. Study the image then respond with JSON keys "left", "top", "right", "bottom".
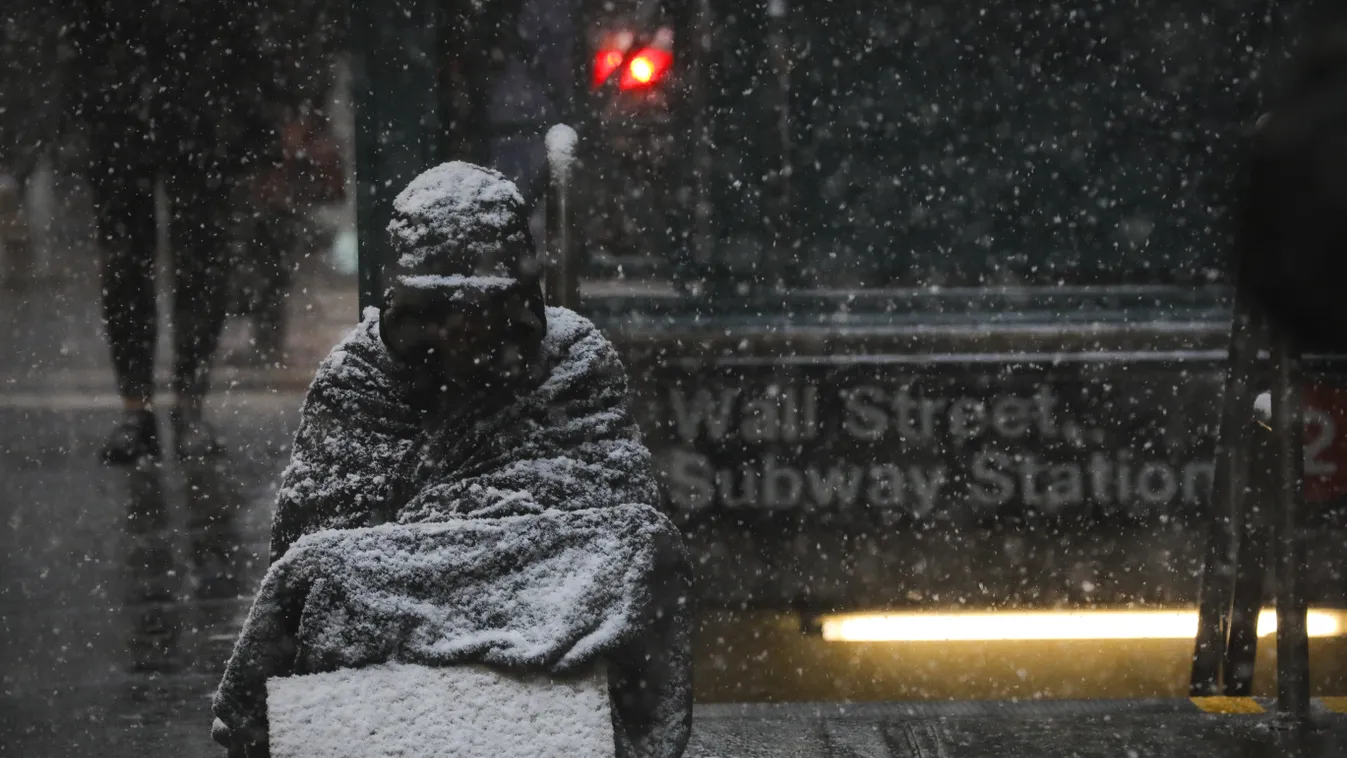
{"left": 628, "top": 362, "right": 1347, "bottom": 522}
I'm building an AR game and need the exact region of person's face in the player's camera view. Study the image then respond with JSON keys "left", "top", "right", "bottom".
{"left": 382, "top": 283, "right": 545, "bottom": 393}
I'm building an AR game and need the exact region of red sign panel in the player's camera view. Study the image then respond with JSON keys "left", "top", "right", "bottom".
{"left": 1306, "top": 384, "right": 1347, "bottom": 503}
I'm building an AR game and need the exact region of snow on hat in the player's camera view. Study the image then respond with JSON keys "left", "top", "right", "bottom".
{"left": 387, "top": 161, "right": 540, "bottom": 289}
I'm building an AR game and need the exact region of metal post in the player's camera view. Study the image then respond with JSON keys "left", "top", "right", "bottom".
{"left": 1271, "top": 328, "right": 1310, "bottom": 720}
{"left": 545, "top": 124, "right": 580, "bottom": 310}
{"left": 1222, "top": 416, "right": 1273, "bottom": 696}
{"left": 688, "top": 0, "right": 714, "bottom": 282}
{"left": 1191, "top": 291, "right": 1262, "bottom": 695}
{"left": 765, "top": 0, "right": 792, "bottom": 289}
{"left": 352, "top": 39, "right": 383, "bottom": 314}
{"left": 352, "top": 0, "right": 443, "bottom": 315}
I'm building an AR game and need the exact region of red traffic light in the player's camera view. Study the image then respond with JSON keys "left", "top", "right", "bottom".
{"left": 592, "top": 47, "right": 673, "bottom": 91}
{"left": 619, "top": 48, "right": 672, "bottom": 90}
{"left": 593, "top": 49, "right": 625, "bottom": 89}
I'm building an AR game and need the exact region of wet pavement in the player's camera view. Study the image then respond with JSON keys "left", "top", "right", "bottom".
{"left": 1, "top": 250, "right": 344, "bottom": 755}
{"left": 0, "top": 399, "right": 300, "bottom": 755}
{"left": 687, "top": 701, "right": 1347, "bottom": 758}
{"left": 0, "top": 336, "right": 312, "bottom": 751}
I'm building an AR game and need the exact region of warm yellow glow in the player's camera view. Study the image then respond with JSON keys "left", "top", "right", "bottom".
{"left": 1257, "top": 610, "right": 1342, "bottom": 637}
{"left": 629, "top": 55, "right": 655, "bottom": 83}
{"left": 820, "top": 609, "right": 1346, "bottom": 642}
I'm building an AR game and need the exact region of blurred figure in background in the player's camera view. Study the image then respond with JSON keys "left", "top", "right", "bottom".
{"left": 0, "top": 175, "right": 32, "bottom": 289}
{"left": 65, "top": 0, "right": 341, "bottom": 463}
{"left": 235, "top": 104, "right": 347, "bottom": 368}
{"left": 0, "top": 0, "right": 59, "bottom": 290}
{"left": 1240, "top": 4, "right": 1347, "bottom": 348}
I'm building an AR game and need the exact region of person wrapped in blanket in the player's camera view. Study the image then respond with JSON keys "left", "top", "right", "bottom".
{"left": 212, "top": 162, "right": 692, "bottom": 758}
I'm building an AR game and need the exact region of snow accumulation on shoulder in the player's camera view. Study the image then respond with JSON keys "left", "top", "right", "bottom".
{"left": 541, "top": 306, "right": 592, "bottom": 352}
{"left": 268, "top": 662, "right": 614, "bottom": 758}
{"left": 389, "top": 161, "right": 526, "bottom": 270}
{"left": 545, "top": 124, "right": 579, "bottom": 186}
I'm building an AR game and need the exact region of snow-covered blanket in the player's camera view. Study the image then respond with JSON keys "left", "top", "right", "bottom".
{"left": 265, "top": 305, "right": 667, "bottom": 557}
{"left": 213, "top": 508, "right": 688, "bottom": 758}
{"left": 212, "top": 306, "right": 692, "bottom": 758}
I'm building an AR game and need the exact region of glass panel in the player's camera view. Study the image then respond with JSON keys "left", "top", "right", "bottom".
{"left": 555, "top": 0, "right": 1270, "bottom": 313}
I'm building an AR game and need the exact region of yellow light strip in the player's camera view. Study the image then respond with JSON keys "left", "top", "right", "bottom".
{"left": 819, "top": 609, "right": 1346, "bottom": 642}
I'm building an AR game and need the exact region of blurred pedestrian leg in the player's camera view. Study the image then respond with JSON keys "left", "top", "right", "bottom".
{"left": 89, "top": 142, "right": 161, "bottom": 463}
{"left": 70, "top": 0, "right": 288, "bottom": 464}
{"left": 246, "top": 211, "right": 296, "bottom": 367}
{"left": 88, "top": 130, "right": 238, "bottom": 463}
{"left": 0, "top": 0, "right": 56, "bottom": 291}
{"left": 237, "top": 109, "right": 346, "bottom": 368}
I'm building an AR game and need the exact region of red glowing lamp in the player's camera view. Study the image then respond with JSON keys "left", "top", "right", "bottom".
{"left": 592, "top": 47, "right": 673, "bottom": 91}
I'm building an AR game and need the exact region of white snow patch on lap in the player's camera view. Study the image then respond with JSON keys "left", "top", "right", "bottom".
{"left": 268, "top": 662, "right": 614, "bottom": 758}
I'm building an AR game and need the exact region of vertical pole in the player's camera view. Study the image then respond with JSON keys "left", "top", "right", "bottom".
{"left": 1271, "top": 328, "right": 1310, "bottom": 720}
{"left": 688, "top": 0, "right": 714, "bottom": 284}
{"left": 1222, "top": 415, "right": 1272, "bottom": 696}
{"left": 545, "top": 124, "right": 579, "bottom": 310}
{"left": 1191, "top": 291, "right": 1261, "bottom": 695}
{"left": 765, "top": 0, "right": 791, "bottom": 289}
{"left": 352, "top": 36, "right": 382, "bottom": 314}
{"left": 352, "top": 0, "right": 442, "bottom": 315}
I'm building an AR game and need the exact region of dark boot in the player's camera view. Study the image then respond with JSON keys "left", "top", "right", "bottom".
{"left": 100, "top": 410, "right": 161, "bottom": 465}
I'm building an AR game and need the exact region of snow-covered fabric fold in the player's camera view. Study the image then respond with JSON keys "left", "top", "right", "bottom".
{"left": 213, "top": 506, "right": 690, "bottom": 758}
